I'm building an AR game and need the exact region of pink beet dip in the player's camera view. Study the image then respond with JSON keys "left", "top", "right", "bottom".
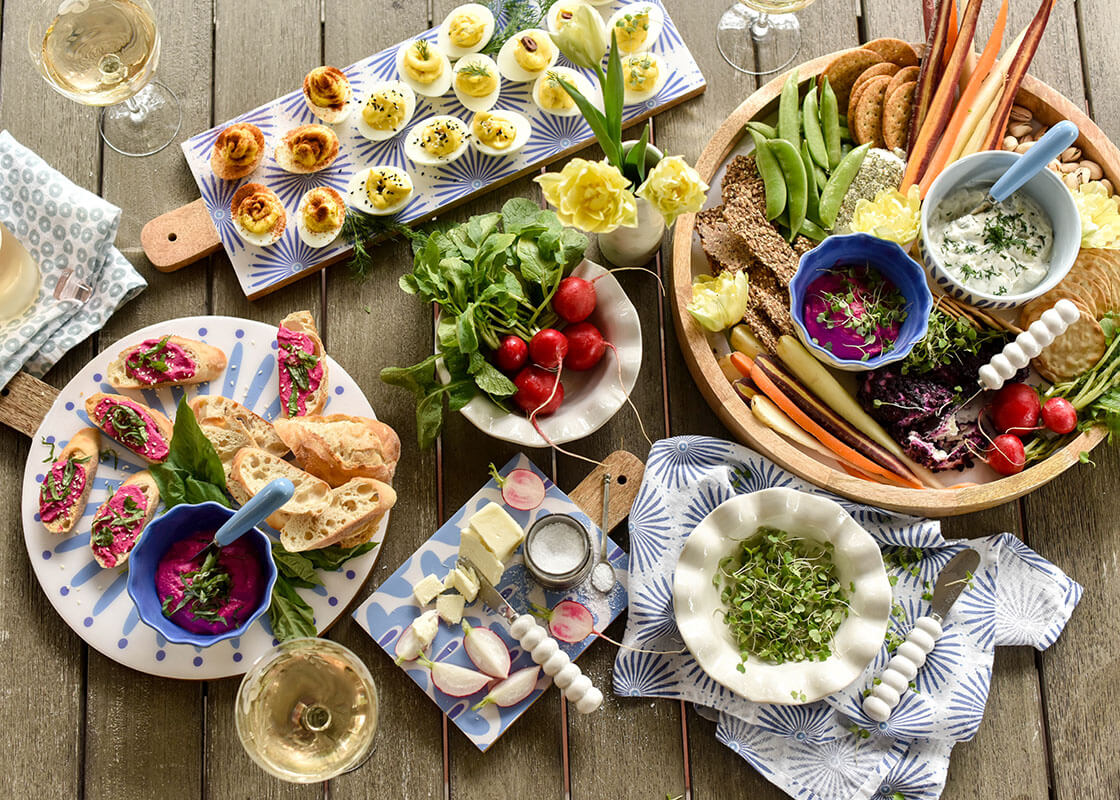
{"left": 39, "top": 455, "right": 90, "bottom": 523}
{"left": 277, "top": 326, "right": 323, "bottom": 417}
{"left": 124, "top": 337, "right": 196, "bottom": 385}
{"left": 94, "top": 398, "right": 170, "bottom": 462}
{"left": 155, "top": 531, "right": 265, "bottom": 634}
{"left": 91, "top": 484, "right": 149, "bottom": 568}
{"left": 802, "top": 264, "right": 909, "bottom": 362}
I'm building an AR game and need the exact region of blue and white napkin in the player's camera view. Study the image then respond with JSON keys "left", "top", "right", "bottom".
{"left": 0, "top": 130, "right": 147, "bottom": 387}
{"left": 614, "top": 436, "right": 1081, "bottom": 800}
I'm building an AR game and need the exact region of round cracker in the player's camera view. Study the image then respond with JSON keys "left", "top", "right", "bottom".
{"left": 883, "top": 81, "right": 916, "bottom": 152}
{"left": 852, "top": 75, "right": 890, "bottom": 147}
{"left": 1020, "top": 288, "right": 1091, "bottom": 329}
{"left": 1058, "top": 268, "right": 1110, "bottom": 318}
{"left": 1032, "top": 305, "right": 1106, "bottom": 382}
{"left": 850, "top": 62, "right": 900, "bottom": 107}
{"left": 864, "top": 38, "right": 920, "bottom": 67}
{"left": 847, "top": 77, "right": 873, "bottom": 134}
{"left": 1077, "top": 249, "right": 1120, "bottom": 311}
{"left": 824, "top": 48, "right": 885, "bottom": 111}
{"left": 885, "top": 65, "right": 920, "bottom": 101}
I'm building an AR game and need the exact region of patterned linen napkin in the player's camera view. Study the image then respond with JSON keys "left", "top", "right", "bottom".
{"left": 614, "top": 436, "right": 1081, "bottom": 800}
{"left": 0, "top": 130, "right": 146, "bottom": 387}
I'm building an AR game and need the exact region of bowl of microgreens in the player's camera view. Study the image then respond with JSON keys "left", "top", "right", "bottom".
{"left": 673, "top": 487, "right": 891, "bottom": 705}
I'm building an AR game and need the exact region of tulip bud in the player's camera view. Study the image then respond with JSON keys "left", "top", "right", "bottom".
{"left": 553, "top": 4, "right": 609, "bottom": 70}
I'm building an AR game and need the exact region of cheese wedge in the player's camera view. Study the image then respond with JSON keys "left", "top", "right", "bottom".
{"left": 437, "top": 593, "right": 466, "bottom": 625}
{"left": 459, "top": 527, "right": 504, "bottom": 585}
{"left": 412, "top": 574, "right": 445, "bottom": 606}
{"left": 444, "top": 565, "right": 480, "bottom": 602}
{"left": 468, "top": 502, "right": 525, "bottom": 563}
{"left": 413, "top": 609, "right": 439, "bottom": 647}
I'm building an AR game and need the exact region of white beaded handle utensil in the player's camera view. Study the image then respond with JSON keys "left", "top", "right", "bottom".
{"left": 863, "top": 548, "right": 980, "bottom": 723}
{"left": 460, "top": 556, "right": 604, "bottom": 713}
{"left": 978, "top": 298, "right": 1080, "bottom": 391}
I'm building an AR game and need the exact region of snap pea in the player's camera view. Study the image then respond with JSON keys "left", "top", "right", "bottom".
{"left": 768, "top": 138, "right": 807, "bottom": 239}
{"left": 747, "top": 121, "right": 777, "bottom": 139}
{"left": 750, "top": 130, "right": 786, "bottom": 221}
{"left": 820, "top": 77, "right": 842, "bottom": 170}
{"left": 819, "top": 142, "right": 870, "bottom": 229}
{"left": 799, "top": 218, "right": 828, "bottom": 242}
{"left": 813, "top": 163, "right": 828, "bottom": 191}
{"left": 778, "top": 68, "right": 800, "bottom": 151}
{"left": 803, "top": 87, "right": 830, "bottom": 170}
{"left": 800, "top": 140, "right": 822, "bottom": 227}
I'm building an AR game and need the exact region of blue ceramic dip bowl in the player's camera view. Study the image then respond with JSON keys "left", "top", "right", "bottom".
{"left": 789, "top": 233, "right": 933, "bottom": 372}
{"left": 126, "top": 501, "right": 278, "bottom": 648}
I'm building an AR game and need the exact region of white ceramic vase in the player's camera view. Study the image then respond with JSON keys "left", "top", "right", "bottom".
{"left": 597, "top": 141, "right": 666, "bottom": 267}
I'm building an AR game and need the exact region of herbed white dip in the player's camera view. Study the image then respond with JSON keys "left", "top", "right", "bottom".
{"left": 929, "top": 186, "right": 1053, "bottom": 296}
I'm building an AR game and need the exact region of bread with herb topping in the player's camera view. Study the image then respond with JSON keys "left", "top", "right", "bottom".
{"left": 85, "top": 393, "right": 174, "bottom": 464}
{"left": 90, "top": 471, "right": 161, "bottom": 568}
{"left": 39, "top": 427, "right": 101, "bottom": 535}
{"left": 273, "top": 414, "right": 400, "bottom": 486}
{"left": 106, "top": 335, "right": 227, "bottom": 390}
{"left": 281, "top": 477, "right": 396, "bottom": 552}
{"left": 278, "top": 311, "right": 329, "bottom": 418}
{"left": 228, "top": 447, "right": 330, "bottom": 529}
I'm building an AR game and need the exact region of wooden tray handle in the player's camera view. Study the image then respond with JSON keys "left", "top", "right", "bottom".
{"left": 567, "top": 450, "right": 645, "bottom": 533}
{"left": 0, "top": 372, "right": 59, "bottom": 438}
{"left": 140, "top": 198, "right": 221, "bottom": 273}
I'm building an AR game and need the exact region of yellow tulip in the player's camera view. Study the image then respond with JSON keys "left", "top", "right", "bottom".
{"left": 552, "top": 4, "right": 609, "bottom": 70}
{"left": 687, "top": 271, "right": 749, "bottom": 332}
{"left": 1073, "top": 181, "right": 1120, "bottom": 249}
{"left": 535, "top": 158, "right": 638, "bottom": 234}
{"left": 849, "top": 185, "right": 921, "bottom": 246}
{"left": 636, "top": 155, "right": 710, "bottom": 227}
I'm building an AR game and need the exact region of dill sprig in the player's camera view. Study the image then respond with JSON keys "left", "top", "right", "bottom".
{"left": 340, "top": 209, "right": 426, "bottom": 281}
{"left": 480, "top": 0, "right": 561, "bottom": 56}
{"left": 458, "top": 62, "right": 493, "bottom": 78}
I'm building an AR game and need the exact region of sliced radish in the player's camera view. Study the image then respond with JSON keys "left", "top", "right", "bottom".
{"left": 394, "top": 610, "right": 439, "bottom": 663}
{"left": 501, "top": 468, "right": 546, "bottom": 510}
{"left": 536, "top": 599, "right": 595, "bottom": 643}
{"left": 419, "top": 656, "right": 492, "bottom": 697}
{"left": 462, "top": 620, "right": 512, "bottom": 679}
{"left": 472, "top": 666, "right": 541, "bottom": 711}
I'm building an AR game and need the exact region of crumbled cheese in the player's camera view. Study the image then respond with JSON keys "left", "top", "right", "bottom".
{"left": 437, "top": 593, "right": 466, "bottom": 625}
{"left": 834, "top": 148, "right": 906, "bottom": 234}
{"left": 412, "top": 574, "right": 445, "bottom": 606}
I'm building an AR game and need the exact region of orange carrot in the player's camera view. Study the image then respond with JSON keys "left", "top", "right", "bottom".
{"left": 729, "top": 352, "right": 753, "bottom": 378}
{"left": 943, "top": 0, "right": 959, "bottom": 69}
{"left": 919, "top": 0, "right": 1009, "bottom": 196}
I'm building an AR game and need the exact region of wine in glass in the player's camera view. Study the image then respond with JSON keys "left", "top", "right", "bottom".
{"left": 235, "top": 638, "right": 379, "bottom": 783}
{"left": 717, "top": 0, "right": 818, "bottom": 76}
{"left": 28, "top": 0, "right": 182, "bottom": 157}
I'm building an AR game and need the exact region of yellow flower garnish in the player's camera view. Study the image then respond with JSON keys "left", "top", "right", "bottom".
{"left": 687, "top": 270, "right": 749, "bottom": 332}
{"left": 1073, "top": 181, "right": 1120, "bottom": 249}
{"left": 849, "top": 184, "right": 921, "bottom": 246}
{"left": 534, "top": 158, "right": 637, "bottom": 234}
{"left": 636, "top": 155, "right": 709, "bottom": 227}
{"left": 552, "top": 4, "right": 608, "bottom": 70}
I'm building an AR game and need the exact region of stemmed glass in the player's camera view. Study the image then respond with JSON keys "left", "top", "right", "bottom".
{"left": 717, "top": 0, "right": 819, "bottom": 76}
{"left": 28, "top": 0, "right": 182, "bottom": 157}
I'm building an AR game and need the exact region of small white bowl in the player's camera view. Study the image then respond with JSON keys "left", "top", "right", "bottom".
{"left": 919, "top": 150, "right": 1081, "bottom": 310}
{"left": 673, "top": 488, "right": 892, "bottom": 705}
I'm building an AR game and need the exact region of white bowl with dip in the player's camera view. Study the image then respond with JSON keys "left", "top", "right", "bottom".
{"left": 919, "top": 150, "right": 1081, "bottom": 310}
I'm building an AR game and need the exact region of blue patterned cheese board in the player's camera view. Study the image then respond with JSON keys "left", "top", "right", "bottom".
{"left": 177, "top": 0, "right": 705, "bottom": 299}
{"left": 353, "top": 453, "right": 628, "bottom": 751}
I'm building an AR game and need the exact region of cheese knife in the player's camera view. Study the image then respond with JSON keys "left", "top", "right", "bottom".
{"left": 458, "top": 556, "right": 604, "bottom": 714}
{"left": 862, "top": 547, "right": 981, "bottom": 723}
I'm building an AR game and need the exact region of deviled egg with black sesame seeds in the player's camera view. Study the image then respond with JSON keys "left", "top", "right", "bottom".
{"left": 620, "top": 52, "right": 666, "bottom": 104}
{"left": 470, "top": 110, "right": 531, "bottom": 157}
{"left": 295, "top": 187, "right": 347, "bottom": 248}
{"left": 396, "top": 38, "right": 453, "bottom": 98}
{"left": 436, "top": 3, "right": 495, "bottom": 59}
{"left": 347, "top": 166, "right": 414, "bottom": 216}
{"left": 452, "top": 53, "right": 502, "bottom": 113}
{"left": 356, "top": 80, "right": 417, "bottom": 141}
{"left": 496, "top": 28, "right": 559, "bottom": 83}
{"left": 404, "top": 115, "right": 471, "bottom": 166}
{"left": 533, "top": 67, "right": 595, "bottom": 117}
{"left": 546, "top": 0, "right": 590, "bottom": 35}
{"left": 607, "top": 3, "right": 664, "bottom": 54}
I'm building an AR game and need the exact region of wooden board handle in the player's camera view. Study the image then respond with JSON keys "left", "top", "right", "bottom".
{"left": 567, "top": 450, "right": 645, "bottom": 533}
{"left": 0, "top": 372, "right": 59, "bottom": 438}
{"left": 141, "top": 198, "right": 221, "bottom": 272}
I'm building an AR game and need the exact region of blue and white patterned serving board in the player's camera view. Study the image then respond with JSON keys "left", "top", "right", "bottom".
{"left": 354, "top": 453, "right": 628, "bottom": 751}
{"left": 180, "top": 0, "right": 705, "bottom": 299}
{"left": 20, "top": 316, "right": 387, "bottom": 680}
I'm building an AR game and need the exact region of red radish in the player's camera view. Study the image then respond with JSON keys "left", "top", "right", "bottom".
{"left": 513, "top": 366, "right": 564, "bottom": 416}
{"left": 1041, "top": 397, "right": 1077, "bottom": 434}
{"left": 462, "top": 620, "right": 511, "bottom": 679}
{"left": 987, "top": 433, "right": 1026, "bottom": 476}
{"left": 990, "top": 383, "right": 1041, "bottom": 433}
{"left": 419, "top": 656, "right": 492, "bottom": 697}
{"left": 553, "top": 276, "right": 597, "bottom": 322}
{"left": 499, "top": 468, "right": 546, "bottom": 510}
{"left": 529, "top": 328, "right": 569, "bottom": 369}
{"left": 564, "top": 321, "right": 608, "bottom": 371}
{"left": 395, "top": 610, "right": 439, "bottom": 663}
{"left": 472, "top": 666, "right": 541, "bottom": 711}
{"left": 494, "top": 335, "right": 529, "bottom": 372}
{"left": 535, "top": 599, "right": 595, "bottom": 643}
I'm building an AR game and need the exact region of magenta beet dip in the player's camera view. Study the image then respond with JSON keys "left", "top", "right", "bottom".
{"left": 155, "top": 531, "right": 265, "bottom": 635}
{"left": 94, "top": 397, "right": 170, "bottom": 461}
{"left": 124, "top": 337, "right": 196, "bottom": 385}
{"left": 91, "top": 484, "right": 149, "bottom": 567}
{"left": 802, "top": 264, "right": 909, "bottom": 363}
{"left": 278, "top": 326, "right": 323, "bottom": 416}
{"left": 38, "top": 455, "right": 89, "bottom": 523}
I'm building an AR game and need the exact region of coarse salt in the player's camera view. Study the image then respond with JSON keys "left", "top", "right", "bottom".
{"left": 527, "top": 521, "right": 586, "bottom": 575}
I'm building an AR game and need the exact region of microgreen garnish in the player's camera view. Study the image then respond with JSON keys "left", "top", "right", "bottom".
{"left": 91, "top": 494, "right": 145, "bottom": 548}
{"left": 811, "top": 263, "right": 908, "bottom": 359}
{"left": 900, "top": 308, "right": 1005, "bottom": 376}
{"left": 161, "top": 549, "right": 231, "bottom": 625}
{"left": 104, "top": 402, "right": 150, "bottom": 450}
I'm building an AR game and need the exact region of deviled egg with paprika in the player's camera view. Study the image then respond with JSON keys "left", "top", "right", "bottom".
{"left": 230, "top": 184, "right": 286, "bottom": 247}
{"left": 471, "top": 110, "right": 531, "bottom": 157}
{"left": 496, "top": 28, "right": 559, "bottom": 83}
{"left": 607, "top": 3, "right": 664, "bottom": 54}
{"left": 347, "top": 166, "right": 414, "bottom": 216}
{"left": 396, "top": 38, "right": 453, "bottom": 97}
{"left": 404, "top": 115, "right": 471, "bottom": 166}
{"left": 274, "top": 124, "right": 340, "bottom": 174}
{"left": 621, "top": 52, "right": 665, "bottom": 104}
{"left": 295, "top": 187, "right": 346, "bottom": 248}
{"left": 452, "top": 53, "right": 502, "bottom": 112}
{"left": 355, "top": 80, "right": 417, "bottom": 141}
{"left": 302, "top": 66, "right": 353, "bottom": 124}
{"left": 533, "top": 68, "right": 595, "bottom": 116}
{"left": 436, "top": 3, "right": 495, "bottom": 59}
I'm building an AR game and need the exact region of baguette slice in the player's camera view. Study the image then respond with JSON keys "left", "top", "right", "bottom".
{"left": 228, "top": 447, "right": 330, "bottom": 529}
{"left": 281, "top": 477, "right": 397, "bottom": 552}
{"left": 273, "top": 414, "right": 400, "bottom": 486}
{"left": 85, "top": 393, "right": 174, "bottom": 464}
{"left": 106, "top": 336, "right": 227, "bottom": 390}
{"left": 90, "top": 471, "right": 160, "bottom": 568}
{"left": 195, "top": 419, "right": 254, "bottom": 479}
{"left": 191, "top": 395, "right": 288, "bottom": 459}
{"left": 278, "top": 310, "right": 329, "bottom": 418}
{"left": 39, "top": 427, "right": 101, "bottom": 535}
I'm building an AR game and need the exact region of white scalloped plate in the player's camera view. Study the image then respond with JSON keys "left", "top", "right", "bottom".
{"left": 673, "top": 487, "right": 891, "bottom": 705}
{"left": 21, "top": 316, "right": 387, "bottom": 680}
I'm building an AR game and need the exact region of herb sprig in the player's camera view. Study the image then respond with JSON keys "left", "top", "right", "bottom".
{"left": 161, "top": 549, "right": 232, "bottom": 625}
{"left": 900, "top": 308, "right": 1005, "bottom": 376}
{"left": 91, "top": 494, "right": 145, "bottom": 549}
{"left": 480, "top": 0, "right": 561, "bottom": 56}
{"left": 128, "top": 335, "right": 173, "bottom": 376}
{"left": 339, "top": 211, "right": 424, "bottom": 281}
{"left": 268, "top": 541, "right": 378, "bottom": 641}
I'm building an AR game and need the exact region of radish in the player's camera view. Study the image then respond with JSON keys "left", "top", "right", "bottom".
{"left": 552, "top": 276, "right": 597, "bottom": 323}
{"left": 529, "top": 328, "right": 569, "bottom": 370}
{"left": 534, "top": 599, "right": 596, "bottom": 643}
{"left": 472, "top": 666, "right": 541, "bottom": 711}
{"left": 513, "top": 366, "right": 564, "bottom": 416}
{"left": 990, "top": 383, "right": 1040, "bottom": 434}
{"left": 418, "top": 655, "right": 492, "bottom": 697}
{"left": 395, "top": 610, "right": 440, "bottom": 663}
{"left": 489, "top": 464, "right": 546, "bottom": 510}
{"left": 564, "top": 321, "right": 608, "bottom": 371}
{"left": 462, "top": 620, "right": 511, "bottom": 679}
{"left": 987, "top": 433, "right": 1026, "bottom": 476}
{"left": 1041, "top": 397, "right": 1077, "bottom": 434}
{"left": 494, "top": 335, "right": 528, "bottom": 373}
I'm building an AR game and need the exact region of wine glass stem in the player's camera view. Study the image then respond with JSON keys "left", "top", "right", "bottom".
{"left": 752, "top": 11, "right": 772, "bottom": 39}
{"left": 295, "top": 701, "right": 332, "bottom": 732}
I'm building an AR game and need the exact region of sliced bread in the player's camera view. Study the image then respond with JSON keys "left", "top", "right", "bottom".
{"left": 281, "top": 477, "right": 397, "bottom": 552}
{"left": 191, "top": 395, "right": 288, "bottom": 458}
{"left": 90, "top": 470, "right": 161, "bottom": 568}
{"left": 106, "top": 336, "right": 227, "bottom": 390}
{"left": 39, "top": 427, "right": 101, "bottom": 535}
{"left": 278, "top": 310, "right": 328, "bottom": 418}
{"left": 85, "top": 393, "right": 174, "bottom": 463}
{"left": 273, "top": 414, "right": 400, "bottom": 486}
{"left": 228, "top": 447, "right": 330, "bottom": 529}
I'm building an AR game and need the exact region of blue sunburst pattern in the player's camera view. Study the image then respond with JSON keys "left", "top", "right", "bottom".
{"left": 873, "top": 741, "right": 951, "bottom": 800}
{"left": 754, "top": 702, "right": 834, "bottom": 745}
{"left": 612, "top": 651, "right": 679, "bottom": 697}
{"left": 277, "top": 88, "right": 319, "bottom": 126}
{"left": 196, "top": 170, "right": 248, "bottom": 255}
{"left": 945, "top": 666, "right": 992, "bottom": 741}
{"left": 430, "top": 147, "right": 520, "bottom": 204}
{"left": 715, "top": 716, "right": 778, "bottom": 776}
{"left": 522, "top": 112, "right": 594, "bottom": 162}
{"left": 245, "top": 230, "right": 323, "bottom": 289}
{"left": 627, "top": 484, "right": 671, "bottom": 572}
{"left": 628, "top": 574, "right": 678, "bottom": 643}
{"left": 260, "top": 150, "right": 356, "bottom": 208}
{"left": 186, "top": 104, "right": 277, "bottom": 160}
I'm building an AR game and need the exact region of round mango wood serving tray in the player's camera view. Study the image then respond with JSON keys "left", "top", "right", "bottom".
{"left": 671, "top": 47, "right": 1117, "bottom": 517}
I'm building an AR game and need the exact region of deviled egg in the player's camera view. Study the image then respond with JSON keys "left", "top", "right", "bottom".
{"left": 396, "top": 38, "right": 453, "bottom": 98}
{"left": 302, "top": 66, "right": 353, "bottom": 124}
{"left": 452, "top": 53, "right": 501, "bottom": 112}
{"left": 436, "top": 3, "right": 495, "bottom": 59}
{"left": 347, "top": 166, "right": 414, "bottom": 216}
{"left": 533, "top": 68, "right": 594, "bottom": 116}
{"left": 496, "top": 28, "right": 559, "bottom": 83}
{"left": 295, "top": 187, "right": 346, "bottom": 248}
{"left": 471, "top": 110, "right": 531, "bottom": 157}
{"left": 607, "top": 3, "right": 664, "bottom": 54}
{"left": 404, "top": 115, "right": 471, "bottom": 166}
{"left": 621, "top": 52, "right": 666, "bottom": 104}
{"left": 275, "top": 124, "right": 341, "bottom": 174}
{"left": 230, "top": 184, "right": 286, "bottom": 247}
{"left": 547, "top": 0, "right": 591, "bottom": 35}
{"left": 356, "top": 80, "right": 417, "bottom": 141}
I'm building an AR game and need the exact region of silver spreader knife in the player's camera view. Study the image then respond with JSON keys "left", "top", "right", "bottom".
{"left": 863, "top": 548, "right": 981, "bottom": 723}
{"left": 458, "top": 557, "right": 603, "bottom": 714}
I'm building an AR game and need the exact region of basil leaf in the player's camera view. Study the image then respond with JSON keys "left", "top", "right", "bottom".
{"left": 301, "top": 541, "right": 378, "bottom": 571}
{"left": 169, "top": 396, "right": 227, "bottom": 488}
{"left": 268, "top": 578, "right": 317, "bottom": 641}
{"left": 183, "top": 476, "right": 231, "bottom": 507}
{"left": 271, "top": 543, "right": 324, "bottom": 587}
{"left": 150, "top": 463, "right": 188, "bottom": 508}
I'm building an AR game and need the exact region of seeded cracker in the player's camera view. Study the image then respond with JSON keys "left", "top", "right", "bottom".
{"left": 852, "top": 75, "right": 891, "bottom": 147}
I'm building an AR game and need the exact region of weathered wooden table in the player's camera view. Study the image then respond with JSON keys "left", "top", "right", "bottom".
{"left": 1, "top": 0, "right": 1117, "bottom": 797}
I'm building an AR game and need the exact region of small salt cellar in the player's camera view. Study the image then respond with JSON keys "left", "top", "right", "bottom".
{"left": 523, "top": 514, "right": 593, "bottom": 590}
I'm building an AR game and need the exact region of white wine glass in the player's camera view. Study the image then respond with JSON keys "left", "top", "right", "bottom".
{"left": 28, "top": 0, "right": 182, "bottom": 157}
{"left": 717, "top": 0, "right": 818, "bottom": 76}
{"left": 235, "top": 638, "right": 379, "bottom": 783}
